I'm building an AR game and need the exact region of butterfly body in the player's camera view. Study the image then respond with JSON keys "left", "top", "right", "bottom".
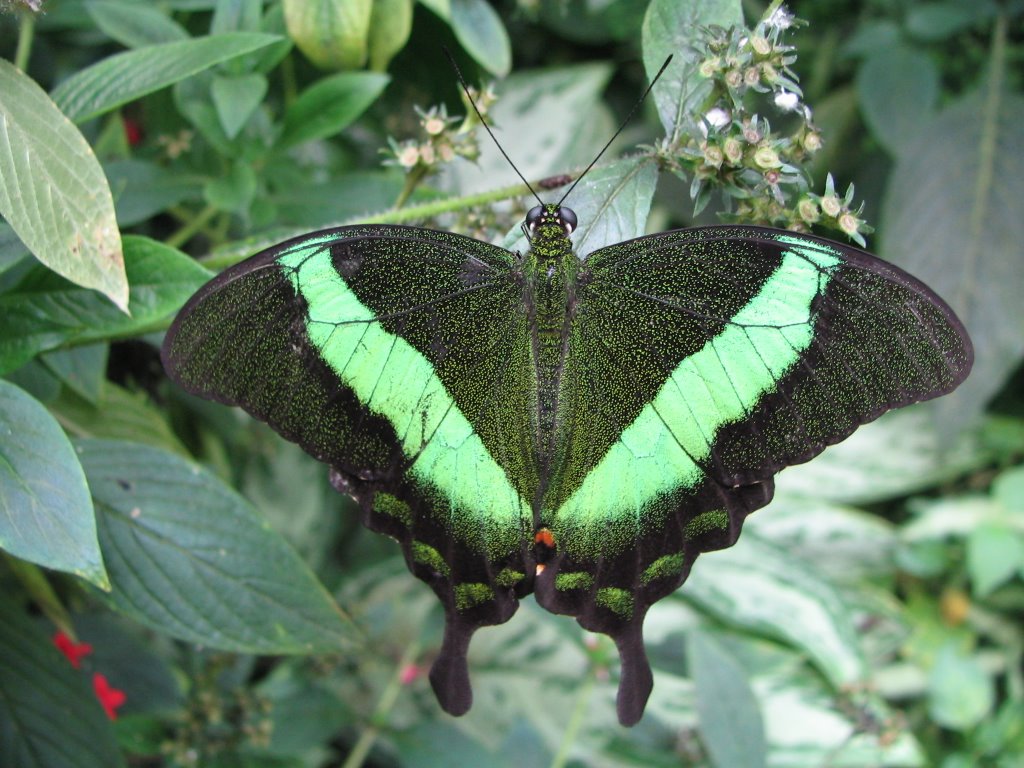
{"left": 163, "top": 212, "right": 971, "bottom": 725}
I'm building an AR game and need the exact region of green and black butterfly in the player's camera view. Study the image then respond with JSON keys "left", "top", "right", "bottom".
{"left": 161, "top": 65, "right": 972, "bottom": 727}
{"left": 162, "top": 204, "right": 971, "bottom": 725}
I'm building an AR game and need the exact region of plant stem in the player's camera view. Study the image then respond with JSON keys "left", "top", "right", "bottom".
{"left": 549, "top": 671, "right": 595, "bottom": 768}
{"left": 166, "top": 204, "right": 219, "bottom": 249}
{"left": 342, "top": 639, "right": 421, "bottom": 768}
{"left": 14, "top": 9, "right": 35, "bottom": 71}
{"left": 4, "top": 554, "right": 74, "bottom": 636}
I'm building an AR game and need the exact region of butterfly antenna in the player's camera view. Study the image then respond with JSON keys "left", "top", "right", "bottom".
{"left": 443, "top": 47, "right": 545, "bottom": 208}
{"left": 557, "top": 55, "right": 673, "bottom": 206}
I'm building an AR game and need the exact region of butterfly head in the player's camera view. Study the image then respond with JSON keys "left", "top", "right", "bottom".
{"left": 526, "top": 203, "right": 577, "bottom": 236}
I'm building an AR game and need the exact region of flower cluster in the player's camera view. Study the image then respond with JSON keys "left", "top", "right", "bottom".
{"left": 53, "top": 632, "right": 127, "bottom": 720}
{"left": 384, "top": 85, "right": 497, "bottom": 207}
{"left": 160, "top": 654, "right": 273, "bottom": 766}
{"left": 664, "top": 6, "right": 871, "bottom": 246}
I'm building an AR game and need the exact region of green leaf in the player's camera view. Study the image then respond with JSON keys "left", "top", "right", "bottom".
{"left": 52, "top": 382, "right": 190, "bottom": 457}
{"left": 881, "top": 79, "right": 1024, "bottom": 432}
{"left": 0, "top": 236, "right": 212, "bottom": 374}
{"left": 282, "top": 0, "right": 372, "bottom": 70}
{"left": 40, "top": 343, "right": 109, "bottom": 404}
{"left": 927, "top": 644, "right": 994, "bottom": 730}
{"left": 211, "top": 73, "right": 268, "bottom": 139}
{"left": 857, "top": 44, "right": 940, "bottom": 156}
{"left": 992, "top": 465, "right": 1024, "bottom": 514}
{"left": 641, "top": 0, "right": 743, "bottom": 137}
{"left": 203, "top": 161, "right": 257, "bottom": 213}
{"left": 966, "top": 523, "right": 1024, "bottom": 596}
{"left": 85, "top": 0, "right": 190, "bottom": 48}
{"left": 0, "top": 595, "right": 125, "bottom": 768}
{"left": 78, "top": 439, "right": 356, "bottom": 653}
{"left": 689, "top": 630, "right": 766, "bottom": 768}
{"left": 0, "top": 380, "right": 107, "bottom": 588}
{"left": 278, "top": 71, "right": 389, "bottom": 149}
{"left": 0, "top": 59, "right": 127, "bottom": 312}
{"left": 450, "top": 0, "right": 511, "bottom": 77}
{"left": 368, "top": 0, "right": 413, "bottom": 71}
{"left": 51, "top": 32, "right": 283, "bottom": 123}
{"left": 775, "top": 409, "right": 988, "bottom": 505}
{"left": 105, "top": 159, "right": 202, "bottom": 227}
{"left": 684, "top": 534, "right": 866, "bottom": 687}
{"left": 905, "top": 1, "right": 998, "bottom": 42}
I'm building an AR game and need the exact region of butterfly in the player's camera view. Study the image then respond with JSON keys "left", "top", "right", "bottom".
{"left": 161, "top": 191, "right": 972, "bottom": 724}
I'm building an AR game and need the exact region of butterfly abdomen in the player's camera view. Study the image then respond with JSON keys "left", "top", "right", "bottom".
{"left": 524, "top": 222, "right": 578, "bottom": 485}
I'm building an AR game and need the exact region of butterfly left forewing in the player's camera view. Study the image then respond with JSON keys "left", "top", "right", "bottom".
{"left": 536, "top": 225, "right": 971, "bottom": 724}
{"left": 162, "top": 224, "right": 539, "bottom": 714}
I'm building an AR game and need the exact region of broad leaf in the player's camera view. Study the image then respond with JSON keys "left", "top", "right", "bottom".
{"left": 684, "top": 534, "right": 866, "bottom": 687}
{"left": 104, "top": 159, "right": 202, "bottom": 227}
{"left": 85, "top": 0, "right": 189, "bottom": 48}
{"left": 0, "top": 380, "right": 107, "bottom": 588}
{"left": 40, "top": 344, "right": 109, "bottom": 404}
{"left": 278, "top": 71, "right": 389, "bottom": 149}
{"left": 51, "top": 32, "right": 283, "bottom": 123}
{"left": 857, "top": 43, "right": 940, "bottom": 156}
{"left": 450, "top": 0, "right": 511, "bottom": 77}
{"left": 78, "top": 439, "right": 356, "bottom": 653}
{"left": 0, "top": 59, "right": 127, "bottom": 311}
{"left": 881, "top": 78, "right": 1024, "bottom": 431}
{"left": 641, "top": 0, "right": 743, "bottom": 138}
{"left": 211, "top": 72, "right": 268, "bottom": 139}
{"left": 0, "top": 236, "right": 211, "bottom": 374}
{"left": 927, "top": 644, "right": 994, "bottom": 730}
{"left": 689, "top": 630, "right": 766, "bottom": 768}
{"left": 0, "top": 595, "right": 124, "bottom": 768}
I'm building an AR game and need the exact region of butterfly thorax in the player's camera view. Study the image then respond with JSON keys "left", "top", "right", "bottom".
{"left": 522, "top": 204, "right": 579, "bottom": 493}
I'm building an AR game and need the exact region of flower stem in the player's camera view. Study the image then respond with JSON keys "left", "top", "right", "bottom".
{"left": 166, "top": 204, "right": 220, "bottom": 249}
{"left": 15, "top": 9, "right": 35, "bottom": 71}
{"left": 342, "top": 639, "right": 421, "bottom": 768}
{"left": 549, "top": 670, "right": 595, "bottom": 768}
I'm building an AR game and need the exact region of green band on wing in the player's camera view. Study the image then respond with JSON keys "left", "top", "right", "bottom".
{"left": 279, "top": 243, "right": 530, "bottom": 558}
{"left": 554, "top": 242, "right": 840, "bottom": 555}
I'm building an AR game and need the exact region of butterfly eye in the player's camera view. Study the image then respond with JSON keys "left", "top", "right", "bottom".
{"left": 559, "top": 206, "right": 577, "bottom": 234}
{"left": 525, "top": 205, "right": 544, "bottom": 232}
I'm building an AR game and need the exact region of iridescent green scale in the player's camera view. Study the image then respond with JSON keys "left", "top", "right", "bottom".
{"left": 162, "top": 204, "right": 972, "bottom": 725}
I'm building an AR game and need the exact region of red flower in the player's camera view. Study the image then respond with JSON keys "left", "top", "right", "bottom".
{"left": 53, "top": 632, "right": 92, "bottom": 669}
{"left": 123, "top": 117, "right": 143, "bottom": 146}
{"left": 92, "top": 673, "right": 126, "bottom": 720}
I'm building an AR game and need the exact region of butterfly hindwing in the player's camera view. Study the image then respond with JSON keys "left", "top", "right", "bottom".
{"left": 162, "top": 225, "right": 539, "bottom": 713}
{"left": 532, "top": 225, "right": 971, "bottom": 723}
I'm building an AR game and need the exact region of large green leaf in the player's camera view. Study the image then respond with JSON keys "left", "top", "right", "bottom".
{"left": 0, "top": 595, "right": 125, "bottom": 768}
{"left": 278, "top": 71, "right": 390, "bottom": 149}
{"left": 0, "top": 59, "right": 127, "bottom": 312}
{"left": 881, "top": 74, "right": 1024, "bottom": 431}
{"left": 450, "top": 0, "right": 511, "bottom": 77}
{"left": 689, "top": 630, "right": 766, "bottom": 768}
{"left": 51, "top": 32, "right": 283, "bottom": 123}
{"left": 104, "top": 159, "right": 202, "bottom": 227}
{"left": 641, "top": 0, "right": 743, "bottom": 138}
{"left": 0, "top": 236, "right": 211, "bottom": 374}
{"left": 0, "top": 380, "right": 106, "bottom": 588}
{"left": 85, "top": 0, "right": 190, "bottom": 48}
{"left": 78, "top": 439, "right": 356, "bottom": 653}
{"left": 211, "top": 72, "right": 268, "bottom": 139}
{"left": 683, "top": 534, "right": 866, "bottom": 687}
{"left": 856, "top": 43, "right": 940, "bottom": 156}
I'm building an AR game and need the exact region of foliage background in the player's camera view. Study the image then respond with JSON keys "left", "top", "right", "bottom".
{"left": 0, "top": 0, "right": 1022, "bottom": 766}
